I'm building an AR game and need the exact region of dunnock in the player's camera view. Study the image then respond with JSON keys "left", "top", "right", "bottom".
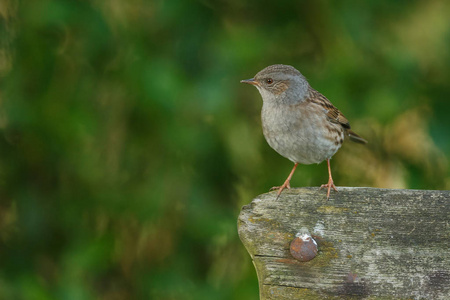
{"left": 241, "top": 64, "right": 367, "bottom": 199}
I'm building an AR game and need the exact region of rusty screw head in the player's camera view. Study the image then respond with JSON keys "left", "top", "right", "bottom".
{"left": 290, "top": 228, "right": 318, "bottom": 262}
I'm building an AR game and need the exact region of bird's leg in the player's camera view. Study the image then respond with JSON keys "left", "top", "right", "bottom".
{"left": 320, "top": 159, "right": 338, "bottom": 200}
{"left": 270, "top": 163, "right": 299, "bottom": 199}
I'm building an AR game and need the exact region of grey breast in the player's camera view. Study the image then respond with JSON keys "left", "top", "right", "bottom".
{"left": 261, "top": 102, "right": 343, "bottom": 165}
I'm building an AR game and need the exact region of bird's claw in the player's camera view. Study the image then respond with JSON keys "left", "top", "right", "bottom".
{"left": 270, "top": 181, "right": 291, "bottom": 200}
{"left": 269, "top": 182, "right": 290, "bottom": 192}
{"left": 319, "top": 180, "right": 338, "bottom": 200}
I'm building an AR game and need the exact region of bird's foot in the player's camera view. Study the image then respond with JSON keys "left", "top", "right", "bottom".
{"left": 319, "top": 179, "right": 338, "bottom": 200}
{"left": 270, "top": 180, "right": 291, "bottom": 200}
{"left": 269, "top": 163, "right": 299, "bottom": 200}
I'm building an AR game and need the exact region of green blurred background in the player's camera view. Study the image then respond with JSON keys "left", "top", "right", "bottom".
{"left": 0, "top": 0, "right": 449, "bottom": 299}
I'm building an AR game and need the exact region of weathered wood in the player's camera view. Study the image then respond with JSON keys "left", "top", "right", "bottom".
{"left": 238, "top": 187, "right": 450, "bottom": 299}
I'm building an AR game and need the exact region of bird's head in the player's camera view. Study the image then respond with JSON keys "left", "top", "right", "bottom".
{"left": 241, "top": 64, "right": 309, "bottom": 104}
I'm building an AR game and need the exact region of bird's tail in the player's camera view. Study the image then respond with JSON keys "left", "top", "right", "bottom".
{"left": 348, "top": 130, "right": 367, "bottom": 144}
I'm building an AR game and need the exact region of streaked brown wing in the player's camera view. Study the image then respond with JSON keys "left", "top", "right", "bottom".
{"left": 307, "top": 88, "right": 351, "bottom": 129}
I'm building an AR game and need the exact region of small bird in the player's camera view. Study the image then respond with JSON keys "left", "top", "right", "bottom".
{"left": 241, "top": 64, "right": 367, "bottom": 199}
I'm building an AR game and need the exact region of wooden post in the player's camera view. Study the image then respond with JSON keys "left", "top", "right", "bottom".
{"left": 238, "top": 187, "right": 450, "bottom": 299}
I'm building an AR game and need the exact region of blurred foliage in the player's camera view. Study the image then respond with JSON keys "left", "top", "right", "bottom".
{"left": 0, "top": 0, "right": 449, "bottom": 299}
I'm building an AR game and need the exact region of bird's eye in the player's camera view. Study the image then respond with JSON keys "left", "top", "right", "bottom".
{"left": 266, "top": 78, "right": 273, "bottom": 84}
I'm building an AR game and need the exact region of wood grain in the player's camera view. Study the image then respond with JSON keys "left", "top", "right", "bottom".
{"left": 238, "top": 187, "right": 450, "bottom": 299}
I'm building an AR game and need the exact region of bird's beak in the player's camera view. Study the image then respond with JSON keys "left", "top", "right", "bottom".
{"left": 240, "top": 78, "right": 258, "bottom": 86}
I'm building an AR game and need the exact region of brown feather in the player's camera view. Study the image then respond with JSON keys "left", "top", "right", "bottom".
{"left": 307, "top": 88, "right": 350, "bottom": 129}
{"left": 307, "top": 88, "right": 367, "bottom": 144}
{"left": 348, "top": 129, "right": 368, "bottom": 144}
